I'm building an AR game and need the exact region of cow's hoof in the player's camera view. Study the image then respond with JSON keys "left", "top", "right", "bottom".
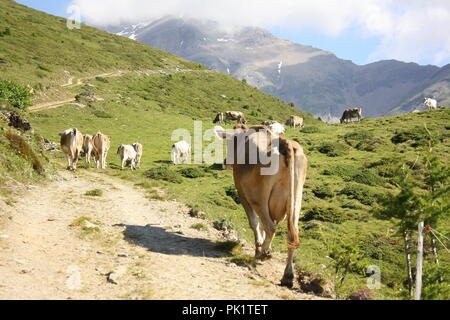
{"left": 280, "top": 275, "right": 294, "bottom": 288}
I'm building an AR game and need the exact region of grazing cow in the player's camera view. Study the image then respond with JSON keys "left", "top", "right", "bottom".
{"left": 132, "top": 143, "right": 143, "bottom": 169}
{"left": 423, "top": 98, "right": 438, "bottom": 110}
{"left": 214, "top": 125, "right": 307, "bottom": 287}
{"left": 285, "top": 116, "right": 304, "bottom": 128}
{"left": 82, "top": 134, "right": 94, "bottom": 165}
{"left": 285, "top": 115, "right": 303, "bottom": 128}
{"left": 59, "top": 128, "right": 84, "bottom": 170}
{"left": 92, "top": 132, "right": 110, "bottom": 169}
{"left": 172, "top": 140, "right": 191, "bottom": 165}
{"left": 117, "top": 145, "right": 137, "bottom": 170}
{"left": 225, "top": 111, "right": 247, "bottom": 124}
{"left": 269, "top": 122, "right": 285, "bottom": 135}
{"left": 213, "top": 112, "right": 225, "bottom": 124}
{"left": 340, "top": 108, "right": 363, "bottom": 124}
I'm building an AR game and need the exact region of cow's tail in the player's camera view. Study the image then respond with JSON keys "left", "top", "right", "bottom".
{"left": 286, "top": 143, "right": 304, "bottom": 250}
{"left": 71, "top": 128, "right": 80, "bottom": 154}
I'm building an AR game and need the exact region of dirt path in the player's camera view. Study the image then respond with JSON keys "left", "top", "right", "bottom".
{"left": 29, "top": 69, "right": 207, "bottom": 113}
{"left": 0, "top": 170, "right": 321, "bottom": 300}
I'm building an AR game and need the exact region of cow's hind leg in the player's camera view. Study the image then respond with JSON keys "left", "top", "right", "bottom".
{"left": 255, "top": 204, "right": 276, "bottom": 260}
{"left": 67, "top": 154, "right": 72, "bottom": 170}
{"left": 281, "top": 248, "right": 296, "bottom": 288}
{"left": 241, "top": 198, "right": 265, "bottom": 258}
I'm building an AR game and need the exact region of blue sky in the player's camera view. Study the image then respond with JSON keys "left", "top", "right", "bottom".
{"left": 16, "top": 0, "right": 450, "bottom": 67}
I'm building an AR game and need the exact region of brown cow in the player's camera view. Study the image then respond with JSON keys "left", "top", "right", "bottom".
{"left": 92, "top": 132, "right": 110, "bottom": 169}
{"left": 285, "top": 115, "right": 304, "bottom": 128}
{"left": 82, "top": 134, "right": 94, "bottom": 165}
{"left": 225, "top": 111, "right": 247, "bottom": 124}
{"left": 214, "top": 125, "right": 307, "bottom": 287}
{"left": 59, "top": 128, "right": 84, "bottom": 170}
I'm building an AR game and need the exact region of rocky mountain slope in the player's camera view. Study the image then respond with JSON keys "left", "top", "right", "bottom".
{"left": 107, "top": 17, "right": 450, "bottom": 119}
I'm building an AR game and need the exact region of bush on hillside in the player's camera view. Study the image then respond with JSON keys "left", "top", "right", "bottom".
{"left": 145, "top": 167, "right": 183, "bottom": 184}
{"left": 92, "top": 110, "right": 112, "bottom": 118}
{"left": 4, "top": 132, "right": 44, "bottom": 174}
{"left": 179, "top": 167, "right": 206, "bottom": 179}
{"left": 350, "top": 170, "right": 385, "bottom": 187}
{"left": 317, "top": 142, "right": 348, "bottom": 157}
{"left": 301, "top": 204, "right": 346, "bottom": 224}
{"left": 340, "top": 183, "right": 379, "bottom": 206}
{"left": 225, "top": 185, "right": 241, "bottom": 204}
{"left": 391, "top": 127, "right": 440, "bottom": 148}
{"left": 0, "top": 80, "right": 33, "bottom": 110}
{"left": 312, "top": 185, "right": 335, "bottom": 199}
{"left": 322, "top": 165, "right": 356, "bottom": 178}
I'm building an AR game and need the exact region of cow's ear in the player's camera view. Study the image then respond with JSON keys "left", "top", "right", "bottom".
{"left": 214, "top": 126, "right": 228, "bottom": 140}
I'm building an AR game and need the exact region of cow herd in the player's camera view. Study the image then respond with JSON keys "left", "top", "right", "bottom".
{"left": 56, "top": 100, "right": 441, "bottom": 287}
{"left": 59, "top": 128, "right": 142, "bottom": 171}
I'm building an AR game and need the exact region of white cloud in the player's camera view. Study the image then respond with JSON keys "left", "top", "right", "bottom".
{"left": 70, "top": 0, "right": 450, "bottom": 65}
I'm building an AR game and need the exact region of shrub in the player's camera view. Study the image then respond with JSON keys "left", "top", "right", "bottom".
{"left": 344, "top": 130, "right": 374, "bottom": 146}
{"left": 317, "top": 142, "right": 348, "bottom": 157}
{"left": 213, "top": 218, "right": 234, "bottom": 231}
{"left": 95, "top": 76, "right": 109, "bottom": 83}
{"left": 179, "top": 167, "right": 205, "bottom": 179}
{"left": 85, "top": 189, "right": 103, "bottom": 197}
{"left": 350, "top": 170, "right": 385, "bottom": 187}
{"left": 391, "top": 127, "right": 438, "bottom": 148}
{"left": 312, "top": 185, "right": 335, "bottom": 199}
{"left": 340, "top": 183, "right": 378, "bottom": 206}
{"left": 92, "top": 110, "right": 112, "bottom": 118}
{"left": 322, "top": 165, "right": 356, "bottom": 178}
{"left": 145, "top": 167, "right": 183, "bottom": 184}
{"left": 301, "top": 205, "right": 345, "bottom": 224}
{"left": 0, "top": 80, "right": 33, "bottom": 109}
{"left": 0, "top": 27, "right": 11, "bottom": 37}
{"left": 225, "top": 185, "right": 241, "bottom": 204}
{"left": 4, "top": 132, "right": 44, "bottom": 174}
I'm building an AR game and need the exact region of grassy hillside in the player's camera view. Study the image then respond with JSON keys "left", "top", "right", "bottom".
{"left": 1, "top": 0, "right": 449, "bottom": 300}
{"left": 0, "top": 108, "right": 50, "bottom": 205}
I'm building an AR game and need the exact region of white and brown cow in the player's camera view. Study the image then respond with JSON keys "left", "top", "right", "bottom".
{"left": 214, "top": 125, "right": 307, "bottom": 287}
{"left": 92, "top": 132, "right": 110, "bottom": 169}
{"left": 340, "top": 108, "right": 363, "bottom": 124}
{"left": 225, "top": 111, "right": 247, "bottom": 124}
{"left": 117, "top": 144, "right": 137, "bottom": 170}
{"left": 285, "top": 115, "right": 304, "bottom": 128}
{"left": 171, "top": 140, "right": 191, "bottom": 165}
{"left": 59, "top": 128, "right": 84, "bottom": 170}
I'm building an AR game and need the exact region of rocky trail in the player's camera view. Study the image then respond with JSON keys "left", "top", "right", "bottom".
{"left": 0, "top": 170, "right": 322, "bottom": 300}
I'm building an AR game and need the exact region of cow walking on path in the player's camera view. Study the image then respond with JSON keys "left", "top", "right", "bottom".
{"left": 92, "top": 132, "right": 110, "bottom": 169}
{"left": 214, "top": 125, "right": 307, "bottom": 287}
{"left": 59, "top": 128, "right": 84, "bottom": 170}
